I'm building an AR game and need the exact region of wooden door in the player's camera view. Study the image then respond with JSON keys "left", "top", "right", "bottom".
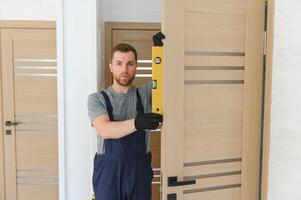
{"left": 105, "top": 22, "right": 161, "bottom": 200}
{"left": 161, "top": 0, "right": 265, "bottom": 200}
{"left": 1, "top": 28, "right": 58, "bottom": 200}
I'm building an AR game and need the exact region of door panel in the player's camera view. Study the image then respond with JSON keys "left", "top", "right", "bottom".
{"left": 162, "top": 0, "right": 265, "bottom": 199}
{"left": 1, "top": 28, "right": 58, "bottom": 200}
{"left": 183, "top": 187, "right": 241, "bottom": 200}
{"left": 184, "top": 84, "right": 243, "bottom": 162}
{"left": 185, "top": 12, "right": 246, "bottom": 52}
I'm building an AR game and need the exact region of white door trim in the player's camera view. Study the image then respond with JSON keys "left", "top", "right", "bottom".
{"left": 56, "top": 0, "right": 66, "bottom": 199}
{"left": 56, "top": 0, "right": 102, "bottom": 199}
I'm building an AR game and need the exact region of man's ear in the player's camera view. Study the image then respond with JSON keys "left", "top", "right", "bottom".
{"left": 109, "top": 63, "right": 113, "bottom": 73}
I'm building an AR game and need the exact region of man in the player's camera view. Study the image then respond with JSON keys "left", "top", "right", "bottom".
{"left": 87, "top": 43, "right": 163, "bottom": 200}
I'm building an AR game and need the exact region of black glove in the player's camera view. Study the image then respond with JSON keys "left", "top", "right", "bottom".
{"left": 134, "top": 113, "right": 163, "bottom": 131}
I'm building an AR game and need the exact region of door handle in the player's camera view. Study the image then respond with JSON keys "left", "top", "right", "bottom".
{"left": 5, "top": 121, "right": 20, "bottom": 126}
{"left": 168, "top": 176, "right": 196, "bottom": 187}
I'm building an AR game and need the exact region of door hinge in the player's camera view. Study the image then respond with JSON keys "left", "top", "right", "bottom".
{"left": 263, "top": 0, "right": 268, "bottom": 56}
{"left": 263, "top": 31, "right": 267, "bottom": 56}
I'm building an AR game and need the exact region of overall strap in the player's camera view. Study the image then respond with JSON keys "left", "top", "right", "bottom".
{"left": 136, "top": 89, "right": 144, "bottom": 115}
{"left": 100, "top": 91, "right": 114, "bottom": 121}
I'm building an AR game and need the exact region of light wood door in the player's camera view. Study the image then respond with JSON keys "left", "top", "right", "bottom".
{"left": 1, "top": 28, "right": 58, "bottom": 200}
{"left": 161, "top": 0, "right": 265, "bottom": 200}
{"left": 105, "top": 22, "right": 161, "bottom": 200}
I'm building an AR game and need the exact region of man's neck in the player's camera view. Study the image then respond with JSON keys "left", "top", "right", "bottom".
{"left": 111, "top": 83, "right": 132, "bottom": 94}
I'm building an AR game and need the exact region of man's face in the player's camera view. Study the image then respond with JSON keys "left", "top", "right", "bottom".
{"left": 110, "top": 51, "right": 137, "bottom": 87}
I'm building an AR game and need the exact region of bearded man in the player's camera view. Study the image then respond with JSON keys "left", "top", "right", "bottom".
{"left": 87, "top": 43, "right": 163, "bottom": 200}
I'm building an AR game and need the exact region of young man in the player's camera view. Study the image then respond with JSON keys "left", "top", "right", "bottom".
{"left": 87, "top": 43, "right": 163, "bottom": 200}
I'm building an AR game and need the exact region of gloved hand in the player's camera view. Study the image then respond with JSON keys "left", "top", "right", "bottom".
{"left": 134, "top": 113, "right": 163, "bottom": 131}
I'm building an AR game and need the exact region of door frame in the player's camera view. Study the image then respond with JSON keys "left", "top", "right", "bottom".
{"left": 0, "top": 20, "right": 56, "bottom": 199}
{"left": 261, "top": 0, "right": 275, "bottom": 199}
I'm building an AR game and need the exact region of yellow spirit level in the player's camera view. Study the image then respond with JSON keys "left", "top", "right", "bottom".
{"left": 152, "top": 32, "right": 165, "bottom": 115}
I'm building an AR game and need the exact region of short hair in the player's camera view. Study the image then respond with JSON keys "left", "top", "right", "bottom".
{"left": 110, "top": 43, "right": 138, "bottom": 63}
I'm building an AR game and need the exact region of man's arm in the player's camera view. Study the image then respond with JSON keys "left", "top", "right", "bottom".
{"left": 92, "top": 113, "right": 163, "bottom": 139}
{"left": 92, "top": 115, "right": 136, "bottom": 139}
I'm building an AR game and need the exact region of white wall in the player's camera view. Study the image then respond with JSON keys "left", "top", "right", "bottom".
{"left": 57, "top": 0, "right": 101, "bottom": 199}
{"left": 267, "top": 0, "right": 301, "bottom": 199}
{"left": 103, "top": 0, "right": 160, "bottom": 22}
{"left": 0, "top": 0, "right": 56, "bottom": 20}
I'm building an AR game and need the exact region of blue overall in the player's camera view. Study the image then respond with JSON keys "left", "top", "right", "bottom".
{"left": 92, "top": 89, "right": 153, "bottom": 200}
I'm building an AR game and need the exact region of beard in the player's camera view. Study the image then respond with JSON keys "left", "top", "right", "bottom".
{"left": 113, "top": 73, "right": 135, "bottom": 86}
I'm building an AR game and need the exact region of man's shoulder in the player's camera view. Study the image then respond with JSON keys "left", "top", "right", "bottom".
{"left": 87, "top": 89, "right": 109, "bottom": 105}
{"left": 92, "top": 86, "right": 112, "bottom": 98}
{"left": 138, "top": 81, "right": 152, "bottom": 94}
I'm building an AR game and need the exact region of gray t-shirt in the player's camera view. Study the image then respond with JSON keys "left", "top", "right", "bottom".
{"left": 87, "top": 81, "right": 152, "bottom": 154}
